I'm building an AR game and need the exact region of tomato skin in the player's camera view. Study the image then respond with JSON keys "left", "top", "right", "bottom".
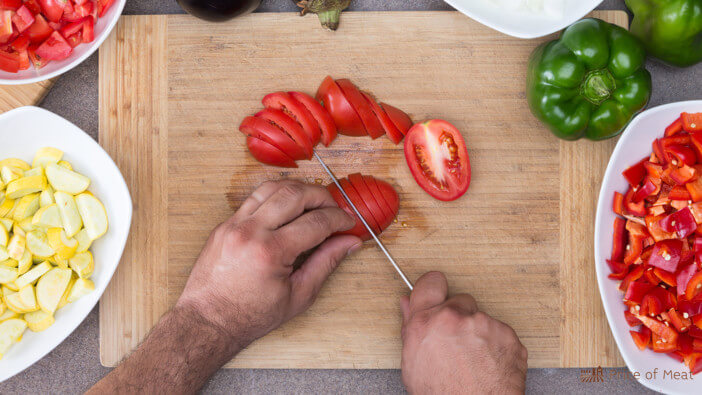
{"left": 0, "top": 49, "right": 20, "bottom": 72}
{"left": 336, "top": 78, "right": 384, "bottom": 139}
{"left": 316, "top": 76, "right": 366, "bottom": 137}
{"left": 381, "top": 102, "right": 413, "bottom": 135}
{"left": 262, "top": 91, "right": 321, "bottom": 147}
{"left": 349, "top": 173, "right": 387, "bottom": 230}
{"left": 327, "top": 182, "right": 369, "bottom": 240}
{"left": 254, "top": 108, "right": 313, "bottom": 159}
{"left": 39, "top": 0, "right": 65, "bottom": 23}
{"left": 11, "top": 5, "right": 34, "bottom": 33}
{"left": 35, "top": 31, "right": 72, "bottom": 61}
{"left": 288, "top": 91, "right": 337, "bottom": 147}
{"left": 246, "top": 136, "right": 297, "bottom": 168}
{"left": 363, "top": 175, "right": 394, "bottom": 224}
{"left": 404, "top": 119, "right": 471, "bottom": 201}
{"left": 238, "top": 115, "right": 306, "bottom": 161}
{"left": 362, "top": 91, "right": 404, "bottom": 144}
{"left": 340, "top": 178, "right": 381, "bottom": 234}
{"left": 373, "top": 177, "right": 399, "bottom": 215}
{"left": 26, "top": 14, "right": 53, "bottom": 44}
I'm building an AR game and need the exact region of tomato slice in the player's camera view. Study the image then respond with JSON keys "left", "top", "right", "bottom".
{"left": 262, "top": 91, "right": 321, "bottom": 147}
{"left": 316, "top": 76, "right": 366, "bottom": 137}
{"left": 327, "top": 182, "right": 370, "bottom": 241}
{"left": 339, "top": 178, "right": 382, "bottom": 235}
{"left": 35, "top": 31, "right": 72, "bottom": 61}
{"left": 373, "top": 177, "right": 399, "bottom": 216}
{"left": 11, "top": 5, "right": 34, "bottom": 33}
{"left": 404, "top": 119, "right": 471, "bottom": 201}
{"left": 0, "top": 49, "right": 20, "bottom": 72}
{"left": 255, "top": 108, "right": 313, "bottom": 159}
{"left": 381, "top": 102, "right": 413, "bottom": 135}
{"left": 246, "top": 136, "right": 297, "bottom": 168}
{"left": 288, "top": 91, "right": 337, "bottom": 147}
{"left": 238, "top": 116, "right": 306, "bottom": 161}
{"left": 26, "top": 14, "right": 53, "bottom": 44}
{"left": 361, "top": 91, "right": 404, "bottom": 144}
{"left": 336, "top": 79, "right": 384, "bottom": 139}
{"left": 349, "top": 173, "right": 387, "bottom": 230}
{"left": 363, "top": 175, "right": 394, "bottom": 224}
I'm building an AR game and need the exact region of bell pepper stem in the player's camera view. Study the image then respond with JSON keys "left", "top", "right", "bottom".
{"left": 581, "top": 69, "right": 616, "bottom": 105}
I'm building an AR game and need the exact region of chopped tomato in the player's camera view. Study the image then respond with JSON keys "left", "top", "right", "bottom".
{"left": 254, "top": 108, "right": 313, "bottom": 159}
{"left": 238, "top": 116, "right": 306, "bottom": 161}
{"left": 362, "top": 91, "right": 404, "bottom": 144}
{"left": 26, "top": 14, "right": 53, "bottom": 44}
{"left": 0, "top": 49, "right": 20, "bottom": 72}
{"left": 35, "top": 30, "right": 71, "bottom": 60}
{"left": 381, "top": 102, "right": 413, "bottom": 135}
{"left": 288, "top": 91, "right": 336, "bottom": 147}
{"left": 245, "top": 136, "right": 296, "bottom": 168}
{"left": 349, "top": 172, "right": 388, "bottom": 229}
{"left": 39, "top": 0, "right": 65, "bottom": 23}
{"left": 97, "top": 0, "right": 114, "bottom": 17}
{"left": 262, "top": 92, "right": 321, "bottom": 147}
{"left": 0, "top": 10, "right": 13, "bottom": 43}
{"left": 11, "top": 5, "right": 33, "bottom": 33}
{"left": 336, "top": 78, "right": 384, "bottom": 139}
{"left": 404, "top": 119, "right": 470, "bottom": 201}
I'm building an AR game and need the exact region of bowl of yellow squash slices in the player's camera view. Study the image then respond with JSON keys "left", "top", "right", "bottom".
{"left": 0, "top": 106, "right": 132, "bottom": 382}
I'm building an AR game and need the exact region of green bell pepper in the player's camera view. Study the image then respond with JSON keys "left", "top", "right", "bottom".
{"left": 626, "top": 0, "right": 702, "bottom": 67}
{"left": 527, "top": 18, "right": 652, "bottom": 141}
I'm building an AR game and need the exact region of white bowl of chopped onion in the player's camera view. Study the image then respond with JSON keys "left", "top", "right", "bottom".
{"left": 444, "top": 0, "right": 602, "bottom": 39}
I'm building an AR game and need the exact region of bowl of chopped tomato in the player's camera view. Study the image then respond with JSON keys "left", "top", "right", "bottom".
{"left": 596, "top": 101, "right": 702, "bottom": 394}
{"left": 0, "top": 0, "right": 124, "bottom": 84}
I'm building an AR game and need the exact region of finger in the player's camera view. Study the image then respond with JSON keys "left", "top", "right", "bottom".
{"left": 235, "top": 180, "right": 294, "bottom": 220}
{"left": 289, "top": 235, "right": 362, "bottom": 316}
{"left": 409, "top": 271, "right": 448, "bottom": 315}
{"left": 443, "top": 293, "right": 479, "bottom": 315}
{"left": 276, "top": 207, "right": 356, "bottom": 257}
{"left": 400, "top": 295, "right": 410, "bottom": 326}
{"left": 253, "top": 182, "right": 339, "bottom": 229}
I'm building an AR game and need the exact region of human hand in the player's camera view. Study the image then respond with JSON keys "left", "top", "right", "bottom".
{"left": 175, "top": 180, "right": 361, "bottom": 350}
{"left": 400, "top": 272, "right": 528, "bottom": 394}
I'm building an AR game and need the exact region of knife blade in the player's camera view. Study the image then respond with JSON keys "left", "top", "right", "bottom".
{"left": 314, "top": 151, "right": 414, "bottom": 290}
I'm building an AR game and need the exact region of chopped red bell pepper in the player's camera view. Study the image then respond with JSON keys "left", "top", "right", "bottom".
{"left": 625, "top": 310, "right": 642, "bottom": 326}
{"left": 686, "top": 174, "right": 702, "bottom": 202}
{"left": 682, "top": 113, "right": 702, "bottom": 132}
{"left": 668, "top": 351, "right": 686, "bottom": 362}
{"left": 620, "top": 265, "right": 645, "bottom": 292}
{"left": 659, "top": 207, "right": 697, "bottom": 238}
{"left": 654, "top": 267, "right": 678, "bottom": 287}
{"left": 689, "top": 325, "right": 702, "bottom": 339}
{"left": 633, "top": 177, "right": 661, "bottom": 202}
{"left": 612, "top": 217, "right": 627, "bottom": 261}
{"left": 666, "top": 117, "right": 684, "bottom": 137}
{"left": 644, "top": 161, "right": 664, "bottom": 179}
{"left": 690, "top": 354, "right": 702, "bottom": 374}
{"left": 670, "top": 164, "right": 697, "bottom": 185}
{"left": 625, "top": 187, "right": 646, "bottom": 216}
{"left": 642, "top": 291, "right": 666, "bottom": 316}
{"left": 694, "top": 338, "right": 702, "bottom": 351}
{"left": 686, "top": 272, "right": 702, "bottom": 300}
{"left": 648, "top": 239, "right": 683, "bottom": 273}
{"left": 678, "top": 263, "right": 700, "bottom": 297}
{"left": 607, "top": 259, "right": 628, "bottom": 278}
{"left": 670, "top": 185, "right": 692, "bottom": 200}
{"left": 625, "top": 280, "right": 656, "bottom": 304}
{"left": 638, "top": 314, "right": 679, "bottom": 344}
{"left": 630, "top": 330, "right": 650, "bottom": 350}
{"left": 666, "top": 144, "right": 697, "bottom": 167}
{"left": 624, "top": 234, "right": 645, "bottom": 266}
{"left": 679, "top": 300, "right": 702, "bottom": 317}
{"left": 653, "top": 139, "right": 668, "bottom": 164}
{"left": 646, "top": 214, "right": 677, "bottom": 242}
{"left": 693, "top": 314, "right": 702, "bottom": 329}
{"left": 623, "top": 158, "right": 648, "bottom": 187}
{"left": 668, "top": 308, "right": 692, "bottom": 332}
{"left": 613, "top": 191, "right": 625, "bottom": 216}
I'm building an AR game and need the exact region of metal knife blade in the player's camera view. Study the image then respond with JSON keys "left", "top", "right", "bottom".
{"left": 314, "top": 151, "right": 413, "bottom": 290}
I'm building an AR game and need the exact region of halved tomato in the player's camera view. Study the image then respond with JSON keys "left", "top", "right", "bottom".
{"left": 336, "top": 79, "right": 384, "bottom": 139}
{"left": 381, "top": 102, "right": 413, "bottom": 135}
{"left": 372, "top": 177, "right": 399, "bottom": 215}
{"left": 288, "top": 91, "right": 337, "bottom": 147}
{"left": 239, "top": 116, "right": 306, "bottom": 161}
{"left": 316, "top": 76, "right": 366, "bottom": 136}
{"left": 262, "top": 91, "right": 321, "bottom": 146}
{"left": 246, "top": 136, "right": 297, "bottom": 168}
{"left": 339, "top": 178, "right": 382, "bottom": 235}
{"left": 255, "top": 108, "right": 313, "bottom": 159}
{"left": 362, "top": 91, "right": 404, "bottom": 144}
{"left": 404, "top": 119, "right": 471, "bottom": 201}
{"left": 349, "top": 173, "right": 387, "bottom": 229}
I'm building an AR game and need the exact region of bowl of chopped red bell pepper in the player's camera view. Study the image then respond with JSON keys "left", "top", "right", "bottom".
{"left": 596, "top": 101, "right": 702, "bottom": 394}
{"left": 0, "top": 0, "right": 124, "bottom": 84}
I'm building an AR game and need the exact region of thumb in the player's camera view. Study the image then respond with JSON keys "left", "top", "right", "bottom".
{"left": 409, "top": 271, "right": 448, "bottom": 316}
{"left": 400, "top": 295, "right": 410, "bottom": 325}
{"left": 289, "top": 235, "right": 362, "bottom": 315}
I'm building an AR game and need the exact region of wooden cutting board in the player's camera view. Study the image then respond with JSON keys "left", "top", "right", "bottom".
{"left": 99, "top": 11, "right": 627, "bottom": 368}
{"left": 0, "top": 80, "right": 53, "bottom": 113}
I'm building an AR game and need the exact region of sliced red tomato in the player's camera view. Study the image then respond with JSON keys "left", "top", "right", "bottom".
{"left": 363, "top": 175, "right": 394, "bottom": 224}
{"left": 362, "top": 91, "right": 404, "bottom": 144}
{"left": 39, "top": 0, "right": 64, "bottom": 22}
{"left": 0, "top": 10, "right": 13, "bottom": 43}
{"left": 316, "top": 76, "right": 366, "bottom": 137}
{"left": 35, "top": 31, "right": 72, "bottom": 61}
{"left": 23, "top": 0, "right": 41, "bottom": 14}
{"left": 349, "top": 173, "right": 388, "bottom": 230}
{"left": 60, "top": 18, "right": 87, "bottom": 39}
{"left": 336, "top": 79, "right": 384, "bottom": 139}
{"left": 372, "top": 177, "right": 399, "bottom": 216}
{"left": 0, "top": 0, "right": 21, "bottom": 10}
{"left": 404, "top": 119, "right": 470, "bottom": 201}
{"left": 11, "top": 5, "right": 34, "bottom": 33}
{"left": 245, "top": 136, "right": 297, "bottom": 168}
{"left": 381, "top": 102, "right": 412, "bottom": 135}
{"left": 327, "top": 182, "right": 371, "bottom": 240}
{"left": 238, "top": 116, "right": 306, "bottom": 161}
{"left": 288, "top": 91, "right": 336, "bottom": 147}
{"left": 27, "top": 45, "right": 48, "bottom": 69}
{"left": 97, "top": 0, "right": 114, "bottom": 17}
{"left": 26, "top": 14, "right": 53, "bottom": 44}
{"left": 82, "top": 17, "right": 94, "bottom": 42}
{"left": 0, "top": 49, "right": 20, "bottom": 72}
{"left": 254, "top": 108, "right": 313, "bottom": 159}
{"left": 262, "top": 91, "right": 321, "bottom": 147}
{"left": 339, "top": 178, "right": 381, "bottom": 235}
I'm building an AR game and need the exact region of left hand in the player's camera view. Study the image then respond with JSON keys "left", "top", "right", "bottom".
{"left": 175, "top": 180, "right": 362, "bottom": 349}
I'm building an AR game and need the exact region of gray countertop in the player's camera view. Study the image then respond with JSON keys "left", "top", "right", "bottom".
{"left": 3, "top": 0, "right": 699, "bottom": 392}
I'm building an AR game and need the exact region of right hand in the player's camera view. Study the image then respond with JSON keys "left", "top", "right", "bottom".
{"left": 400, "top": 272, "right": 528, "bottom": 394}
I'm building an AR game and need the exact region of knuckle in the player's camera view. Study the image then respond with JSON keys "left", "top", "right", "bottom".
{"left": 278, "top": 182, "right": 305, "bottom": 201}
{"left": 435, "top": 305, "right": 463, "bottom": 326}
{"left": 307, "top": 210, "right": 332, "bottom": 230}
{"left": 468, "top": 311, "right": 492, "bottom": 334}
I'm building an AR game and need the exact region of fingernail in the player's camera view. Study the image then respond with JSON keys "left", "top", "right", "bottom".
{"left": 347, "top": 242, "right": 363, "bottom": 256}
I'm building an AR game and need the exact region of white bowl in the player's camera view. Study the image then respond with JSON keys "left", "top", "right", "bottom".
{"left": 0, "top": 0, "right": 125, "bottom": 85}
{"left": 444, "top": 0, "right": 602, "bottom": 39}
{"left": 0, "top": 106, "right": 132, "bottom": 382}
{"left": 595, "top": 101, "right": 702, "bottom": 395}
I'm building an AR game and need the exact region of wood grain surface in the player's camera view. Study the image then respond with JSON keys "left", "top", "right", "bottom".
{"left": 0, "top": 79, "right": 53, "bottom": 114}
{"left": 99, "top": 11, "right": 626, "bottom": 368}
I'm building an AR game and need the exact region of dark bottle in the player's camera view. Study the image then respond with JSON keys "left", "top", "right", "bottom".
{"left": 176, "top": 0, "right": 261, "bottom": 22}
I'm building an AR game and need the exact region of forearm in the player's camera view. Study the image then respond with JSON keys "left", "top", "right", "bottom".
{"left": 88, "top": 304, "right": 240, "bottom": 395}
